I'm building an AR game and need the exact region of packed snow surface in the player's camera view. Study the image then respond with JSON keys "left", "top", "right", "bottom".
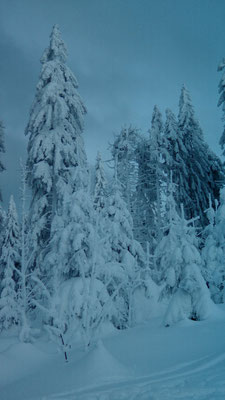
{"left": 1, "top": 307, "right": 225, "bottom": 399}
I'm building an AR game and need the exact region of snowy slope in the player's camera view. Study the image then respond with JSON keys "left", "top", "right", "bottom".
{"left": 0, "top": 307, "right": 225, "bottom": 400}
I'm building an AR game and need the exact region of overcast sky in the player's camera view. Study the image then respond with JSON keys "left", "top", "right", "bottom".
{"left": 0, "top": 0, "right": 225, "bottom": 207}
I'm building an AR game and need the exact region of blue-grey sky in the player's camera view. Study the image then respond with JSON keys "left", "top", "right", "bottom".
{"left": 0, "top": 0, "right": 225, "bottom": 208}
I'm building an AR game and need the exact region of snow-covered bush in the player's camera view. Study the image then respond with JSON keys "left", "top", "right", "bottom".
{"left": 202, "top": 189, "right": 225, "bottom": 303}
{"left": 155, "top": 180, "right": 212, "bottom": 326}
{"left": 132, "top": 276, "right": 161, "bottom": 323}
{"left": 163, "top": 212, "right": 212, "bottom": 326}
{"left": 45, "top": 277, "right": 114, "bottom": 352}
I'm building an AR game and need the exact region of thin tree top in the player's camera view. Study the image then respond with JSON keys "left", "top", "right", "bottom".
{"left": 164, "top": 108, "right": 178, "bottom": 141}
{"left": 178, "top": 85, "right": 194, "bottom": 124}
{"left": 149, "top": 105, "right": 163, "bottom": 148}
{"left": 148, "top": 106, "right": 163, "bottom": 158}
{"left": 150, "top": 105, "right": 163, "bottom": 139}
{"left": 25, "top": 24, "right": 86, "bottom": 139}
{"left": 41, "top": 24, "right": 68, "bottom": 65}
{"left": 0, "top": 121, "right": 5, "bottom": 154}
{"left": 178, "top": 85, "right": 203, "bottom": 139}
{"left": 25, "top": 24, "right": 88, "bottom": 222}
{"left": 93, "top": 151, "right": 107, "bottom": 210}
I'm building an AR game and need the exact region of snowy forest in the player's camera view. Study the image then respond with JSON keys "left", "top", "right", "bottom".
{"left": 1, "top": 21, "right": 225, "bottom": 398}
{"left": 0, "top": 24, "right": 225, "bottom": 348}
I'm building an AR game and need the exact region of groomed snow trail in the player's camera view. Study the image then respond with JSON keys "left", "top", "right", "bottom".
{"left": 42, "top": 351, "right": 225, "bottom": 400}
{"left": 1, "top": 312, "right": 225, "bottom": 400}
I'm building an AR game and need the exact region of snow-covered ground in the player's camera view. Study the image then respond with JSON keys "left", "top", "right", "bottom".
{"left": 1, "top": 307, "right": 225, "bottom": 400}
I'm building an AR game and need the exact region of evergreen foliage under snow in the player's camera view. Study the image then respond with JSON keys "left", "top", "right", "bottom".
{"left": 0, "top": 196, "right": 20, "bottom": 331}
{"left": 178, "top": 85, "right": 223, "bottom": 226}
{"left": 0, "top": 24, "right": 224, "bottom": 362}
{"left": 25, "top": 25, "right": 88, "bottom": 278}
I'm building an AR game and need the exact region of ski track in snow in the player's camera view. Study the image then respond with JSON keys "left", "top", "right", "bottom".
{"left": 40, "top": 351, "right": 225, "bottom": 400}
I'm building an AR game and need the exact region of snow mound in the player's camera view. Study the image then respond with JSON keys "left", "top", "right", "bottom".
{"left": 0, "top": 341, "right": 49, "bottom": 388}
{"left": 78, "top": 340, "right": 132, "bottom": 384}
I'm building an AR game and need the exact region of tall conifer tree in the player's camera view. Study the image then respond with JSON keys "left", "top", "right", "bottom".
{"left": 178, "top": 85, "right": 223, "bottom": 225}
{"left": 135, "top": 106, "right": 164, "bottom": 250}
{"left": 93, "top": 152, "right": 107, "bottom": 211}
{"left": 0, "top": 120, "right": 6, "bottom": 253}
{"left": 163, "top": 108, "right": 188, "bottom": 209}
{"left": 111, "top": 126, "right": 140, "bottom": 214}
{"left": 218, "top": 57, "right": 225, "bottom": 155}
{"left": 25, "top": 25, "right": 87, "bottom": 277}
{"left": 0, "top": 196, "right": 20, "bottom": 331}
{"left": 148, "top": 105, "right": 164, "bottom": 242}
{"left": 135, "top": 137, "right": 151, "bottom": 248}
{"left": 0, "top": 120, "right": 5, "bottom": 203}
{"left": 101, "top": 159, "right": 145, "bottom": 328}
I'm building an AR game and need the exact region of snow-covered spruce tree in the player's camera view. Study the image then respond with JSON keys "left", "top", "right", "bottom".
{"left": 25, "top": 25, "right": 87, "bottom": 280}
{"left": 134, "top": 136, "right": 151, "bottom": 249}
{"left": 0, "top": 120, "right": 5, "bottom": 203}
{"left": 48, "top": 172, "right": 95, "bottom": 282}
{"left": 0, "top": 196, "right": 20, "bottom": 331}
{"left": 101, "top": 160, "right": 146, "bottom": 329}
{"left": 135, "top": 106, "right": 164, "bottom": 251}
{"left": 178, "top": 85, "right": 223, "bottom": 226}
{"left": 0, "top": 121, "right": 6, "bottom": 256}
{"left": 93, "top": 151, "right": 109, "bottom": 260}
{"left": 218, "top": 57, "right": 225, "bottom": 155}
{"left": 159, "top": 200, "right": 212, "bottom": 326}
{"left": 154, "top": 175, "right": 181, "bottom": 292}
{"left": 148, "top": 105, "right": 164, "bottom": 242}
{"left": 39, "top": 151, "right": 113, "bottom": 352}
{"left": 43, "top": 177, "right": 113, "bottom": 351}
{"left": 93, "top": 152, "right": 108, "bottom": 211}
{"left": 0, "top": 204, "right": 6, "bottom": 259}
{"left": 162, "top": 108, "right": 189, "bottom": 208}
{"left": 110, "top": 126, "right": 140, "bottom": 217}
{"left": 207, "top": 149, "right": 224, "bottom": 204}
{"left": 17, "top": 163, "right": 35, "bottom": 342}
{"left": 202, "top": 189, "right": 225, "bottom": 303}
